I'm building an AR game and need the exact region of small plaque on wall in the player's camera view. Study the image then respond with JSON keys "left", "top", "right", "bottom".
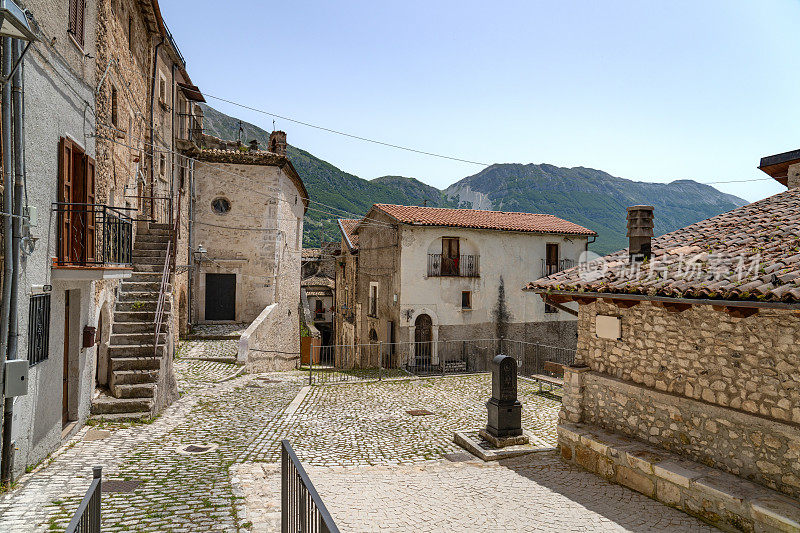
{"left": 595, "top": 315, "right": 621, "bottom": 340}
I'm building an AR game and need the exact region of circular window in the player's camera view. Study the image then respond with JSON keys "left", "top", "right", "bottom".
{"left": 211, "top": 197, "right": 231, "bottom": 215}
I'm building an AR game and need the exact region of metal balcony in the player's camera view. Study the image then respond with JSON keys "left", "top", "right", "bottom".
{"left": 427, "top": 254, "right": 480, "bottom": 278}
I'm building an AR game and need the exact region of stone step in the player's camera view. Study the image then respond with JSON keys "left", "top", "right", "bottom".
{"left": 135, "top": 234, "right": 172, "bottom": 243}
{"left": 112, "top": 383, "right": 156, "bottom": 399}
{"left": 108, "top": 344, "right": 165, "bottom": 357}
{"left": 133, "top": 256, "right": 170, "bottom": 266}
{"left": 110, "top": 332, "right": 166, "bottom": 346}
{"left": 134, "top": 263, "right": 167, "bottom": 272}
{"left": 111, "top": 369, "right": 158, "bottom": 385}
{"left": 149, "top": 223, "right": 172, "bottom": 230}
{"left": 112, "top": 321, "right": 159, "bottom": 334}
{"left": 110, "top": 357, "right": 161, "bottom": 371}
{"left": 120, "top": 281, "right": 171, "bottom": 293}
{"left": 113, "top": 310, "right": 162, "bottom": 322}
{"left": 118, "top": 291, "right": 161, "bottom": 302}
{"left": 133, "top": 241, "right": 170, "bottom": 251}
{"left": 90, "top": 396, "right": 153, "bottom": 415}
{"left": 133, "top": 248, "right": 168, "bottom": 258}
{"left": 88, "top": 411, "right": 152, "bottom": 422}
{"left": 115, "top": 300, "right": 171, "bottom": 313}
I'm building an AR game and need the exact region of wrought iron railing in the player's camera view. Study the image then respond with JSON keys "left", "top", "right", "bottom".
{"left": 65, "top": 466, "right": 102, "bottom": 533}
{"left": 281, "top": 440, "right": 339, "bottom": 533}
{"left": 52, "top": 203, "right": 134, "bottom": 266}
{"left": 125, "top": 195, "right": 173, "bottom": 225}
{"left": 153, "top": 194, "right": 180, "bottom": 356}
{"left": 541, "top": 258, "right": 575, "bottom": 278}
{"left": 427, "top": 254, "right": 480, "bottom": 277}
{"left": 176, "top": 112, "right": 203, "bottom": 143}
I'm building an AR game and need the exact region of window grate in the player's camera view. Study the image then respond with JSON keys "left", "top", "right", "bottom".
{"left": 28, "top": 294, "right": 51, "bottom": 366}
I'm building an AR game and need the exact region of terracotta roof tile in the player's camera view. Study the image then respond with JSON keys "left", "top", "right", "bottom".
{"left": 368, "top": 204, "right": 596, "bottom": 236}
{"left": 526, "top": 188, "right": 800, "bottom": 303}
{"left": 338, "top": 218, "right": 360, "bottom": 250}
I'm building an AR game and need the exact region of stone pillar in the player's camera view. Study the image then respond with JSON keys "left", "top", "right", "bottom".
{"left": 788, "top": 163, "right": 800, "bottom": 189}
{"left": 560, "top": 364, "right": 591, "bottom": 424}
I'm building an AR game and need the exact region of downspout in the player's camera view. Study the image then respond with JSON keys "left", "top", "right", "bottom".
{"left": 1, "top": 39, "right": 24, "bottom": 484}
{"left": 188, "top": 158, "right": 194, "bottom": 323}
{"left": 149, "top": 39, "right": 163, "bottom": 201}
{"left": 0, "top": 38, "right": 13, "bottom": 484}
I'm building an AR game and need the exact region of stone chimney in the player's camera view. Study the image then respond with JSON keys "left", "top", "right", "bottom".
{"left": 627, "top": 205, "right": 654, "bottom": 262}
{"left": 787, "top": 163, "right": 800, "bottom": 189}
{"left": 269, "top": 130, "right": 287, "bottom": 156}
{"left": 248, "top": 139, "right": 260, "bottom": 151}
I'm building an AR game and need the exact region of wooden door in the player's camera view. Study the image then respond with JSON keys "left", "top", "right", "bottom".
{"left": 84, "top": 155, "right": 96, "bottom": 262}
{"left": 62, "top": 291, "right": 70, "bottom": 426}
{"left": 546, "top": 243, "right": 559, "bottom": 275}
{"left": 441, "top": 238, "right": 460, "bottom": 276}
{"left": 205, "top": 273, "right": 236, "bottom": 321}
{"left": 414, "top": 314, "right": 432, "bottom": 366}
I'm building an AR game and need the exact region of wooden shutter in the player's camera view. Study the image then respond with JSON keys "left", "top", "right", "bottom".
{"left": 84, "top": 155, "right": 96, "bottom": 262}
{"left": 58, "top": 138, "right": 73, "bottom": 262}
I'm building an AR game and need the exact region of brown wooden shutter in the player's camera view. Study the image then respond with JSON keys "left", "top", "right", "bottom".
{"left": 58, "top": 138, "right": 73, "bottom": 263}
{"left": 84, "top": 155, "right": 96, "bottom": 262}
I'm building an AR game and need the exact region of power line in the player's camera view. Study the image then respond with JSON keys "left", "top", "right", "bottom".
{"left": 202, "top": 93, "right": 490, "bottom": 167}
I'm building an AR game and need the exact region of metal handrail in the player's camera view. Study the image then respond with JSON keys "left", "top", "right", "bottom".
{"left": 153, "top": 194, "right": 181, "bottom": 356}
{"left": 124, "top": 194, "right": 173, "bottom": 224}
{"left": 281, "top": 440, "right": 339, "bottom": 533}
{"left": 65, "top": 466, "right": 102, "bottom": 533}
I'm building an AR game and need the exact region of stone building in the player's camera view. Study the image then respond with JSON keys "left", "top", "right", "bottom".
{"left": 334, "top": 219, "right": 360, "bottom": 349}
{"left": 301, "top": 244, "right": 337, "bottom": 346}
{"left": 526, "top": 158, "right": 800, "bottom": 530}
{"left": 0, "top": 0, "right": 203, "bottom": 480}
{"left": 190, "top": 132, "right": 308, "bottom": 371}
{"left": 335, "top": 204, "right": 595, "bottom": 368}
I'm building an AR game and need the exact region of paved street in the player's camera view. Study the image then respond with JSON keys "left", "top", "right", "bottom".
{"left": 0, "top": 339, "right": 715, "bottom": 532}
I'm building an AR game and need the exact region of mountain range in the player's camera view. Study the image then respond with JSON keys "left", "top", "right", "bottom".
{"left": 199, "top": 104, "right": 746, "bottom": 255}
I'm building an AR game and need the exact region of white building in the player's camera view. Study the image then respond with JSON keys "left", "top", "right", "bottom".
{"left": 338, "top": 204, "right": 596, "bottom": 368}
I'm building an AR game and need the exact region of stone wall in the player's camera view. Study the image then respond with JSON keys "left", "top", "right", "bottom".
{"left": 577, "top": 300, "right": 800, "bottom": 426}
{"left": 564, "top": 300, "right": 800, "bottom": 500}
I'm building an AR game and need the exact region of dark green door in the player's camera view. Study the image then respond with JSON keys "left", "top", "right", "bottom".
{"left": 205, "top": 273, "right": 236, "bottom": 321}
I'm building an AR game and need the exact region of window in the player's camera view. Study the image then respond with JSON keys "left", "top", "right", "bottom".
{"left": 57, "top": 137, "right": 96, "bottom": 264}
{"left": 68, "top": 0, "right": 86, "bottom": 47}
{"left": 127, "top": 16, "right": 133, "bottom": 54}
{"left": 211, "top": 197, "right": 231, "bottom": 215}
{"left": 28, "top": 294, "right": 51, "bottom": 366}
{"left": 314, "top": 300, "right": 324, "bottom": 320}
{"left": 461, "top": 291, "right": 472, "bottom": 310}
{"left": 158, "top": 73, "right": 168, "bottom": 105}
{"left": 368, "top": 283, "right": 378, "bottom": 317}
{"left": 159, "top": 153, "right": 166, "bottom": 178}
{"left": 111, "top": 86, "right": 119, "bottom": 127}
{"left": 441, "top": 237, "right": 460, "bottom": 276}
{"left": 545, "top": 243, "right": 559, "bottom": 276}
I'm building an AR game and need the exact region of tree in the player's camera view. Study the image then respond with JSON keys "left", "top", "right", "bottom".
{"left": 493, "top": 276, "right": 512, "bottom": 341}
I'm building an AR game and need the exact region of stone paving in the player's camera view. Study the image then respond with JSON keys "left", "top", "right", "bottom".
{"left": 0, "top": 339, "right": 717, "bottom": 532}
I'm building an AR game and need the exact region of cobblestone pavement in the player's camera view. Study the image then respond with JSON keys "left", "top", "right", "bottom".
{"left": 177, "top": 338, "right": 239, "bottom": 363}
{"left": 0, "top": 340, "right": 714, "bottom": 532}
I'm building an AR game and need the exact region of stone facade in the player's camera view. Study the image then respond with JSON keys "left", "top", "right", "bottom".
{"left": 560, "top": 299, "right": 800, "bottom": 502}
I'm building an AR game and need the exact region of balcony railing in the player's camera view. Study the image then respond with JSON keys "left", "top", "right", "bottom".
{"left": 53, "top": 203, "right": 134, "bottom": 267}
{"left": 541, "top": 258, "right": 575, "bottom": 278}
{"left": 427, "top": 254, "right": 480, "bottom": 278}
{"left": 176, "top": 112, "right": 203, "bottom": 143}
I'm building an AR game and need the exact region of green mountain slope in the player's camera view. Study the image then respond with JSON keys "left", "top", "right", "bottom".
{"left": 445, "top": 164, "right": 746, "bottom": 254}
{"left": 200, "top": 105, "right": 746, "bottom": 253}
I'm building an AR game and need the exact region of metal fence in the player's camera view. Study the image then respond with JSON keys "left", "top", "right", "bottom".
{"left": 305, "top": 339, "right": 575, "bottom": 385}
{"left": 282, "top": 440, "right": 340, "bottom": 533}
{"left": 65, "top": 466, "right": 102, "bottom": 533}
{"left": 53, "top": 203, "right": 134, "bottom": 266}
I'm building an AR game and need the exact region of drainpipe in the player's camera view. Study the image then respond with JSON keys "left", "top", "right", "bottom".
{"left": 0, "top": 38, "right": 13, "bottom": 484}
{"left": 1, "top": 38, "right": 24, "bottom": 484}
{"left": 188, "top": 158, "right": 194, "bottom": 324}
{"left": 149, "top": 39, "right": 163, "bottom": 201}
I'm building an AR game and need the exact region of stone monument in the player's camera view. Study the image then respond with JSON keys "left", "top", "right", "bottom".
{"left": 479, "top": 354, "right": 529, "bottom": 447}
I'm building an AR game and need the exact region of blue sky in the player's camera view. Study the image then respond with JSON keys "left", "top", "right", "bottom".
{"left": 161, "top": 1, "right": 799, "bottom": 202}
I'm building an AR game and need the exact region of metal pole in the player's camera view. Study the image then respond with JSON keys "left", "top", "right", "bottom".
{"left": 308, "top": 344, "right": 313, "bottom": 386}
{"left": 378, "top": 341, "right": 383, "bottom": 381}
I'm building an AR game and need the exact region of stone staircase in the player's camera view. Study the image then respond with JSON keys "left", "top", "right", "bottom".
{"left": 90, "top": 223, "right": 173, "bottom": 421}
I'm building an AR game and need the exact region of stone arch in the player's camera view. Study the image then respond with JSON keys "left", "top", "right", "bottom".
{"left": 95, "top": 301, "right": 113, "bottom": 389}
{"left": 406, "top": 308, "right": 440, "bottom": 366}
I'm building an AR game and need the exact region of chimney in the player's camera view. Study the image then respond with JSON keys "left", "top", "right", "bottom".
{"left": 248, "top": 139, "right": 260, "bottom": 151}
{"left": 268, "top": 130, "right": 287, "bottom": 156}
{"left": 627, "top": 205, "right": 654, "bottom": 262}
